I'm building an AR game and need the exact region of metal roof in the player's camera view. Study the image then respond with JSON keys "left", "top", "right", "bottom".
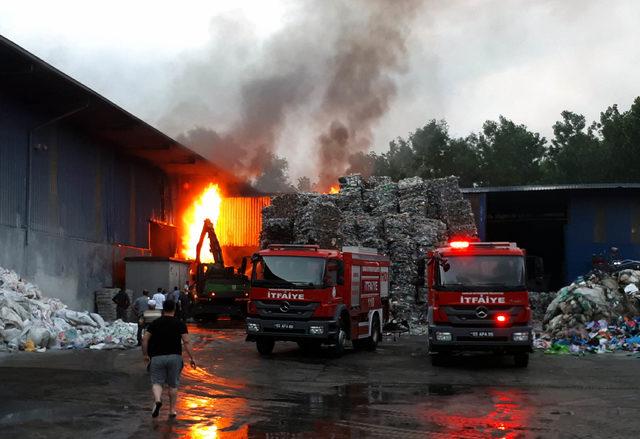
{"left": 461, "top": 183, "right": 640, "bottom": 194}
{"left": 0, "top": 34, "right": 246, "bottom": 185}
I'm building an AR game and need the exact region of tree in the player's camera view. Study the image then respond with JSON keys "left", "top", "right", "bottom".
{"left": 477, "top": 116, "right": 546, "bottom": 186}
{"left": 372, "top": 138, "right": 417, "bottom": 180}
{"left": 597, "top": 97, "right": 640, "bottom": 181}
{"left": 543, "top": 111, "right": 604, "bottom": 183}
{"left": 409, "top": 120, "right": 450, "bottom": 180}
{"left": 253, "top": 151, "right": 295, "bottom": 193}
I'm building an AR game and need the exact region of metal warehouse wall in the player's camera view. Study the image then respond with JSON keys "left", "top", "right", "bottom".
{"left": 565, "top": 191, "right": 640, "bottom": 282}
{"left": 0, "top": 92, "right": 171, "bottom": 310}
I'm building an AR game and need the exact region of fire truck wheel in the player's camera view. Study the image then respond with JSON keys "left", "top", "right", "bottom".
{"left": 332, "top": 328, "right": 347, "bottom": 356}
{"left": 364, "top": 317, "right": 381, "bottom": 351}
{"left": 256, "top": 338, "right": 275, "bottom": 356}
{"left": 514, "top": 353, "right": 529, "bottom": 368}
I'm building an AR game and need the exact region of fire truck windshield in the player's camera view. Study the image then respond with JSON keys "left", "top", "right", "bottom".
{"left": 437, "top": 255, "right": 525, "bottom": 291}
{"left": 252, "top": 256, "right": 326, "bottom": 288}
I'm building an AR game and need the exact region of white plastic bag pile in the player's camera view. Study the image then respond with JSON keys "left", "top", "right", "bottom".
{"left": 0, "top": 267, "right": 138, "bottom": 352}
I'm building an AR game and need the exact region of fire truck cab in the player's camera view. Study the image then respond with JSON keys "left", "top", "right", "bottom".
{"left": 426, "top": 240, "right": 533, "bottom": 367}
{"left": 246, "top": 245, "right": 390, "bottom": 356}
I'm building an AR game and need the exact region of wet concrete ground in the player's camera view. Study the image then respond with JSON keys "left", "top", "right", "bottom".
{"left": 1, "top": 321, "right": 640, "bottom": 438}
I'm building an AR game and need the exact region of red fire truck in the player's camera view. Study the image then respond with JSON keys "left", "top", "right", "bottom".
{"left": 426, "top": 240, "right": 533, "bottom": 367}
{"left": 245, "top": 245, "right": 390, "bottom": 356}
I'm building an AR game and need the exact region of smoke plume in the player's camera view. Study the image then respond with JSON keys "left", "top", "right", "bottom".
{"left": 162, "top": 0, "right": 419, "bottom": 191}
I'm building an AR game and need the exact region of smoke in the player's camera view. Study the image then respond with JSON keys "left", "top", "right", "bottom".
{"left": 162, "top": 0, "right": 419, "bottom": 191}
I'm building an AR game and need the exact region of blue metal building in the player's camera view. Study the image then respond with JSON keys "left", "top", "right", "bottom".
{"left": 0, "top": 35, "right": 226, "bottom": 310}
{"left": 463, "top": 184, "right": 640, "bottom": 290}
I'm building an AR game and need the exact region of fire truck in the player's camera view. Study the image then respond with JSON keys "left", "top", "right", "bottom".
{"left": 426, "top": 240, "right": 533, "bottom": 367}
{"left": 245, "top": 245, "right": 390, "bottom": 356}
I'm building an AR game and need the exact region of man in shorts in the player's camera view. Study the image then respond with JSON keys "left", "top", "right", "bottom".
{"left": 142, "top": 299, "right": 196, "bottom": 418}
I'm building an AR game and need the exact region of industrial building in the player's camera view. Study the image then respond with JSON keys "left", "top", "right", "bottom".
{"left": 0, "top": 35, "right": 255, "bottom": 310}
{"left": 464, "top": 184, "right": 640, "bottom": 290}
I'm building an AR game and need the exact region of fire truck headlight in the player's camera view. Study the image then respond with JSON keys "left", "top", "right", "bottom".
{"left": 309, "top": 325, "right": 324, "bottom": 335}
{"left": 435, "top": 332, "right": 452, "bottom": 342}
{"left": 247, "top": 322, "right": 261, "bottom": 332}
{"left": 512, "top": 332, "right": 529, "bottom": 342}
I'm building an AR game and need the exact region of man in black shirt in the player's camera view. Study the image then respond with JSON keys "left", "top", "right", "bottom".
{"left": 142, "top": 299, "right": 196, "bottom": 418}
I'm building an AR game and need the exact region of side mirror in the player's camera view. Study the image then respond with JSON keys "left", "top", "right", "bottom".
{"left": 337, "top": 260, "right": 345, "bottom": 285}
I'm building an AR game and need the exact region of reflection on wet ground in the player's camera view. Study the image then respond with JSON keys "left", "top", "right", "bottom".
{"left": 152, "top": 323, "right": 535, "bottom": 438}
{"left": 4, "top": 320, "right": 636, "bottom": 438}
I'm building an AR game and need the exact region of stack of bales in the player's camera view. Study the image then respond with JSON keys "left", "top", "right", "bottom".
{"left": 260, "top": 175, "right": 477, "bottom": 324}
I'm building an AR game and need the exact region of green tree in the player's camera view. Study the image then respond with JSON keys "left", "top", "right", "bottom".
{"left": 597, "top": 97, "right": 640, "bottom": 181}
{"left": 543, "top": 111, "right": 603, "bottom": 183}
{"left": 253, "top": 151, "right": 295, "bottom": 193}
{"left": 477, "top": 116, "right": 547, "bottom": 186}
{"left": 409, "top": 119, "right": 450, "bottom": 179}
{"left": 372, "top": 138, "right": 417, "bottom": 180}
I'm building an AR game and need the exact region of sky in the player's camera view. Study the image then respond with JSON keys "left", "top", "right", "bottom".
{"left": 1, "top": 0, "right": 639, "bottom": 182}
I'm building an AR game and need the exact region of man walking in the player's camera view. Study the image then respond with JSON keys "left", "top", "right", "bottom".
{"left": 142, "top": 300, "right": 196, "bottom": 418}
{"left": 133, "top": 290, "right": 150, "bottom": 345}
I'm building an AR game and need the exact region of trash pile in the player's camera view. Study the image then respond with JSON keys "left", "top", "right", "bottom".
{"left": 537, "top": 269, "right": 640, "bottom": 353}
{"left": 261, "top": 175, "right": 477, "bottom": 325}
{"left": 529, "top": 291, "right": 558, "bottom": 321}
{"left": 0, "top": 267, "right": 138, "bottom": 352}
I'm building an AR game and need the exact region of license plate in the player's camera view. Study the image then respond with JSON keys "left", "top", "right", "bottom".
{"left": 274, "top": 323, "right": 294, "bottom": 330}
{"left": 470, "top": 331, "right": 494, "bottom": 337}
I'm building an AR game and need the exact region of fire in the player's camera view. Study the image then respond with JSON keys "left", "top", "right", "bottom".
{"left": 179, "top": 183, "right": 271, "bottom": 264}
{"left": 181, "top": 183, "right": 222, "bottom": 262}
{"left": 328, "top": 185, "right": 340, "bottom": 194}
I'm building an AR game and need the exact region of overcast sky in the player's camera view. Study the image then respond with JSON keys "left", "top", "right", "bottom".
{"left": 1, "top": 1, "right": 639, "bottom": 181}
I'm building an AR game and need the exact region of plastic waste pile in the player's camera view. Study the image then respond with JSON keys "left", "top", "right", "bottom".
{"left": 0, "top": 267, "right": 138, "bottom": 352}
{"left": 261, "top": 174, "right": 477, "bottom": 326}
{"left": 529, "top": 291, "right": 558, "bottom": 321}
{"left": 536, "top": 269, "right": 640, "bottom": 354}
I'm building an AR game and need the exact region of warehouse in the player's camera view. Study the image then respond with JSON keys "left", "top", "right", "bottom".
{"left": 0, "top": 35, "right": 238, "bottom": 310}
{"left": 464, "top": 184, "right": 640, "bottom": 290}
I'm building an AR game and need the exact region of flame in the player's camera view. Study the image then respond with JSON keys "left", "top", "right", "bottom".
{"left": 179, "top": 183, "right": 271, "bottom": 264}
{"left": 181, "top": 183, "right": 222, "bottom": 262}
{"left": 328, "top": 185, "right": 340, "bottom": 194}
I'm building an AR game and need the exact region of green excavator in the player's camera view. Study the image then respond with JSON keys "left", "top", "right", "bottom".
{"left": 190, "top": 218, "right": 249, "bottom": 320}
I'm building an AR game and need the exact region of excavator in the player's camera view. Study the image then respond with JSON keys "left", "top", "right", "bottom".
{"left": 190, "top": 218, "right": 250, "bottom": 320}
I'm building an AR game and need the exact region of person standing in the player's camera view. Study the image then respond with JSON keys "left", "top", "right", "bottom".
{"left": 112, "top": 289, "right": 131, "bottom": 321}
{"left": 169, "top": 286, "right": 181, "bottom": 319}
{"left": 142, "top": 300, "right": 196, "bottom": 418}
{"left": 179, "top": 287, "right": 191, "bottom": 323}
{"left": 133, "top": 290, "right": 150, "bottom": 345}
{"left": 152, "top": 287, "right": 165, "bottom": 310}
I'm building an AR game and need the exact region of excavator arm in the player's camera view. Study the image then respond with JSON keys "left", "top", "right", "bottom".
{"left": 195, "top": 218, "right": 225, "bottom": 268}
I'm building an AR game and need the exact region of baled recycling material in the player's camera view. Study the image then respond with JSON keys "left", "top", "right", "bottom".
{"left": 260, "top": 175, "right": 477, "bottom": 327}
{"left": 0, "top": 267, "right": 137, "bottom": 352}
{"left": 536, "top": 269, "right": 640, "bottom": 353}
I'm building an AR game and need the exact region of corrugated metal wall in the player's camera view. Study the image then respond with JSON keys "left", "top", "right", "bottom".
{"left": 565, "top": 192, "right": 640, "bottom": 282}
{"left": 0, "top": 92, "right": 29, "bottom": 228}
{"left": 217, "top": 196, "right": 271, "bottom": 247}
{"left": 1, "top": 94, "right": 169, "bottom": 249}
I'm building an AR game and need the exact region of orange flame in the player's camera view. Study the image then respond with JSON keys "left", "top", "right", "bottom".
{"left": 181, "top": 183, "right": 222, "bottom": 262}
{"left": 328, "top": 185, "right": 340, "bottom": 194}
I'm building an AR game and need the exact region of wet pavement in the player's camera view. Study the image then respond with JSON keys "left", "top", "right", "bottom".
{"left": 1, "top": 320, "right": 640, "bottom": 438}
